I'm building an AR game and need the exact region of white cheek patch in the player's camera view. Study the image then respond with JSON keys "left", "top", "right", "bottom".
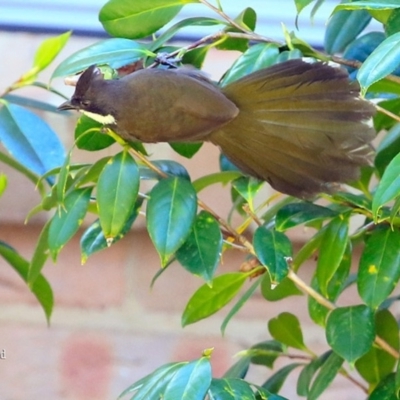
{"left": 80, "top": 110, "right": 116, "bottom": 125}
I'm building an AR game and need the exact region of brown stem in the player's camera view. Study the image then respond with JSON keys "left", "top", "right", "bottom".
{"left": 376, "top": 104, "right": 400, "bottom": 124}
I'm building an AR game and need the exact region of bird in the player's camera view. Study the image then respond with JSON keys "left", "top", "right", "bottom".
{"left": 58, "top": 59, "right": 376, "bottom": 198}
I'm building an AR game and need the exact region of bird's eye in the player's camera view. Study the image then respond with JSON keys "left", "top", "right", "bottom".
{"left": 81, "top": 100, "right": 91, "bottom": 107}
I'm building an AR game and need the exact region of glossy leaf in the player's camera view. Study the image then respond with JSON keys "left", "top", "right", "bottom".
{"left": 369, "top": 373, "right": 397, "bottom": 400}
{"left": 176, "top": 211, "right": 222, "bottom": 283}
{"left": 182, "top": 272, "right": 248, "bottom": 326}
{"left": 169, "top": 142, "right": 203, "bottom": 159}
{"left": 292, "top": 227, "right": 325, "bottom": 271}
{"left": 335, "top": 1, "right": 400, "bottom": 12}
{"left": 268, "top": 312, "right": 307, "bottom": 351}
{"left": 276, "top": 202, "right": 337, "bottom": 231}
{"left": 28, "top": 220, "right": 50, "bottom": 285}
{"left": 220, "top": 43, "right": 280, "bottom": 86}
{"left": 75, "top": 115, "right": 115, "bottom": 151}
{"left": 0, "top": 241, "right": 53, "bottom": 322}
{"left": 147, "top": 177, "right": 197, "bottom": 266}
{"left": 358, "top": 225, "right": 400, "bottom": 309}
{"left": 386, "top": 8, "right": 400, "bottom": 36}
{"left": 262, "top": 363, "right": 302, "bottom": 394}
{"left": 261, "top": 274, "right": 302, "bottom": 302}
{"left": 140, "top": 160, "right": 190, "bottom": 181}
{"left": 48, "top": 187, "right": 92, "bottom": 260}
{"left": 223, "top": 357, "right": 250, "bottom": 379}
{"left": 99, "top": 0, "right": 199, "bottom": 39}
{"left": 297, "top": 352, "right": 330, "bottom": 397}
{"left": 253, "top": 227, "right": 292, "bottom": 283}
{"left": 208, "top": 378, "right": 255, "bottom": 399}
{"left": 221, "top": 278, "right": 261, "bottom": 335}
{"left": 181, "top": 46, "right": 210, "bottom": 69}
{"left": 163, "top": 357, "right": 212, "bottom": 400}
{"left": 326, "top": 305, "right": 375, "bottom": 364}
{"left": 97, "top": 151, "right": 139, "bottom": 240}
{"left": 316, "top": 216, "right": 349, "bottom": 296}
{"left": 372, "top": 152, "right": 400, "bottom": 219}
{"left": 232, "top": 176, "right": 263, "bottom": 211}
{"left": 324, "top": 9, "right": 371, "bottom": 54}
{"left": 358, "top": 32, "right": 400, "bottom": 94}
{"left": 355, "top": 309, "right": 398, "bottom": 385}
{"left": 0, "top": 102, "right": 65, "bottom": 176}
{"left": 80, "top": 200, "right": 142, "bottom": 263}
{"left": 74, "top": 157, "right": 111, "bottom": 187}
{"left": 308, "top": 352, "right": 343, "bottom": 400}
{"left": 52, "top": 38, "right": 150, "bottom": 78}
{"left": 374, "top": 98, "right": 400, "bottom": 132}
{"left": 192, "top": 171, "right": 242, "bottom": 193}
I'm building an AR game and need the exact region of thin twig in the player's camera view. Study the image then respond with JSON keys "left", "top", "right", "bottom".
{"left": 376, "top": 104, "right": 400, "bottom": 124}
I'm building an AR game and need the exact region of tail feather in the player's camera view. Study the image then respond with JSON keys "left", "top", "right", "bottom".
{"left": 210, "top": 60, "right": 376, "bottom": 198}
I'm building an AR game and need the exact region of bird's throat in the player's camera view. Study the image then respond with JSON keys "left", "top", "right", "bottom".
{"left": 80, "top": 110, "right": 116, "bottom": 125}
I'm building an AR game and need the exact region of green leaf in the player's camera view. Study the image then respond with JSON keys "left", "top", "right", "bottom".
{"left": 147, "top": 177, "right": 197, "bottom": 266}
{"left": 75, "top": 115, "right": 115, "bottom": 151}
{"left": 373, "top": 152, "right": 400, "bottom": 219}
{"left": 326, "top": 305, "right": 375, "bottom": 364}
{"left": 369, "top": 373, "right": 397, "bottom": 400}
{"left": 376, "top": 123, "right": 400, "bottom": 178}
{"left": 33, "top": 31, "right": 71, "bottom": 72}
{"left": 246, "top": 340, "right": 284, "bottom": 368}
{"left": 181, "top": 46, "right": 210, "bottom": 69}
{"left": 316, "top": 216, "right": 349, "bottom": 296}
{"left": 140, "top": 160, "right": 190, "bottom": 181}
{"left": 358, "top": 226, "right": 400, "bottom": 309}
{"left": 192, "top": 171, "right": 242, "bottom": 192}
{"left": 182, "top": 272, "right": 247, "bottom": 326}
{"left": 335, "top": 1, "right": 400, "bottom": 12}
{"left": 176, "top": 211, "right": 222, "bottom": 283}
{"left": 297, "top": 352, "right": 330, "bottom": 397}
{"left": 52, "top": 38, "right": 150, "bottom": 78}
{"left": 0, "top": 102, "right": 65, "bottom": 177}
{"left": 276, "top": 202, "right": 337, "bottom": 231}
{"left": 292, "top": 227, "right": 325, "bottom": 271}
{"left": 232, "top": 176, "right": 263, "bottom": 211}
{"left": 74, "top": 157, "right": 111, "bottom": 187}
{"left": 223, "top": 357, "right": 250, "bottom": 379}
{"left": 357, "top": 32, "right": 400, "bottom": 94}
{"left": 97, "top": 151, "right": 139, "bottom": 240}
{"left": 262, "top": 363, "right": 302, "bottom": 394}
{"left": 294, "top": 0, "right": 314, "bottom": 14}
{"left": 386, "top": 8, "right": 400, "bottom": 36}
{"left": 169, "top": 142, "right": 203, "bottom": 159}
{"left": 163, "top": 357, "right": 212, "bottom": 400}
{"left": 325, "top": 10, "right": 371, "bottom": 54}
{"left": 268, "top": 312, "right": 308, "bottom": 351}
{"left": 374, "top": 98, "right": 400, "bottom": 132}
{"left": 28, "top": 220, "right": 51, "bottom": 285}
{"left": 80, "top": 200, "right": 142, "bottom": 263}
{"left": 208, "top": 378, "right": 255, "bottom": 399}
{"left": 0, "top": 241, "right": 53, "bottom": 322}
{"left": 254, "top": 227, "right": 292, "bottom": 283}
{"left": 355, "top": 309, "right": 398, "bottom": 385}
{"left": 99, "top": 0, "right": 199, "bottom": 39}
{"left": 308, "top": 352, "right": 344, "bottom": 400}
{"left": 48, "top": 187, "right": 92, "bottom": 260}
{"left": 0, "top": 173, "right": 7, "bottom": 198}
{"left": 261, "top": 274, "right": 302, "bottom": 302}
{"left": 220, "top": 43, "right": 280, "bottom": 86}
{"left": 221, "top": 278, "right": 261, "bottom": 335}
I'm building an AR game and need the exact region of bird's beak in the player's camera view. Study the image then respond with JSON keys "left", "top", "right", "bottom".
{"left": 58, "top": 100, "right": 76, "bottom": 111}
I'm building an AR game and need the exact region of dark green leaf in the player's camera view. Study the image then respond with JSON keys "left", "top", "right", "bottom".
{"left": 221, "top": 278, "right": 261, "bottom": 335}
{"left": 182, "top": 272, "right": 247, "bottom": 326}
{"left": 192, "top": 171, "right": 242, "bottom": 193}
{"left": 332, "top": 191, "right": 372, "bottom": 211}
{"left": 74, "top": 157, "right": 111, "bottom": 187}
{"left": 292, "top": 227, "right": 325, "bottom": 271}
{"left": 181, "top": 46, "right": 209, "bottom": 69}
{"left": 48, "top": 187, "right": 92, "bottom": 260}
{"left": 308, "top": 352, "right": 343, "bottom": 400}
{"left": 0, "top": 102, "right": 65, "bottom": 176}
{"left": 316, "top": 216, "right": 349, "bottom": 296}
{"left": 297, "top": 352, "right": 330, "bottom": 397}
{"left": 75, "top": 115, "right": 115, "bottom": 151}
{"left": 358, "top": 32, "right": 400, "bottom": 94}
{"left": 220, "top": 43, "right": 280, "bottom": 86}
{"left": 326, "top": 305, "right": 375, "bottom": 364}
{"left": 80, "top": 199, "right": 142, "bottom": 263}
{"left": 247, "top": 340, "right": 284, "bottom": 368}
{"left": 369, "top": 373, "right": 397, "bottom": 400}
{"left": 386, "top": 8, "right": 400, "bottom": 36}
{"left": 208, "top": 378, "right": 255, "bottom": 399}
{"left": 99, "top": 0, "right": 199, "bottom": 39}
{"left": 223, "top": 357, "right": 250, "bottom": 379}
{"left": 261, "top": 274, "right": 302, "bottom": 301}
{"left": 169, "top": 142, "right": 203, "bottom": 159}
{"left": 140, "top": 160, "right": 190, "bottom": 181}
{"left": 52, "top": 38, "right": 150, "bottom": 78}
{"left": 276, "top": 202, "right": 337, "bottom": 231}
{"left": 232, "top": 176, "right": 263, "bottom": 209}
{"left": 163, "top": 357, "right": 212, "bottom": 400}
{"left": 374, "top": 98, "right": 400, "bottom": 132}
{"left": 97, "top": 151, "right": 139, "bottom": 240}
{"left": 262, "top": 363, "right": 302, "bottom": 394}
{"left": 176, "top": 211, "right": 222, "bottom": 283}
{"left": 375, "top": 123, "right": 400, "bottom": 177}
{"left": 355, "top": 309, "right": 398, "bottom": 385}
{"left": 358, "top": 226, "right": 400, "bottom": 309}
{"left": 325, "top": 10, "right": 371, "bottom": 54}
{"left": 147, "top": 177, "right": 197, "bottom": 266}
{"left": 0, "top": 241, "right": 53, "bottom": 322}
{"left": 268, "top": 312, "right": 307, "bottom": 351}
{"left": 253, "top": 227, "right": 292, "bottom": 283}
